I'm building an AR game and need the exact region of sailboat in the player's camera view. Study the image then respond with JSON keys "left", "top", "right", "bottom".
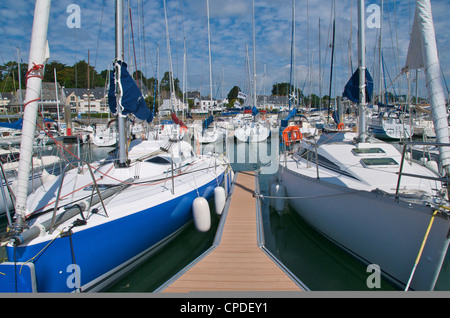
{"left": 274, "top": 0, "right": 449, "bottom": 291}
{"left": 368, "top": 108, "right": 413, "bottom": 140}
{"left": 0, "top": 0, "right": 231, "bottom": 292}
{"left": 234, "top": 1, "right": 270, "bottom": 144}
{"left": 195, "top": 115, "right": 226, "bottom": 144}
{"left": 92, "top": 122, "right": 118, "bottom": 147}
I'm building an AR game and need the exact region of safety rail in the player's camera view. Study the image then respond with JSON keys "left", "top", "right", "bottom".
{"left": 49, "top": 159, "right": 109, "bottom": 234}
{"left": 0, "top": 162, "right": 14, "bottom": 228}
{"left": 395, "top": 140, "right": 450, "bottom": 201}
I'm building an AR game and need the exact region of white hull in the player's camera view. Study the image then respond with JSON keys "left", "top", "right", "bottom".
{"left": 234, "top": 122, "right": 270, "bottom": 143}
{"left": 277, "top": 132, "right": 450, "bottom": 290}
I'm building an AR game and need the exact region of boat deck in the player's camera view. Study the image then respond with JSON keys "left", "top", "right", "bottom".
{"left": 160, "top": 171, "right": 303, "bottom": 293}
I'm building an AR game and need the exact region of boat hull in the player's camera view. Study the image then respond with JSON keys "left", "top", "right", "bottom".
{"left": 2, "top": 171, "right": 227, "bottom": 292}
{"left": 278, "top": 166, "right": 450, "bottom": 291}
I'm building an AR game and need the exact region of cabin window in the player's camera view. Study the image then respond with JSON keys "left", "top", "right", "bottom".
{"left": 361, "top": 158, "right": 398, "bottom": 167}
{"left": 352, "top": 147, "right": 385, "bottom": 155}
{"left": 145, "top": 156, "right": 171, "bottom": 164}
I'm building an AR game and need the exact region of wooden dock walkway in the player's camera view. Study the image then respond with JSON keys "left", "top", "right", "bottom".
{"left": 161, "top": 171, "right": 302, "bottom": 293}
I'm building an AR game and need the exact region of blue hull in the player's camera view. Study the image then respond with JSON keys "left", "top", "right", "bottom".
{"left": 3, "top": 172, "right": 225, "bottom": 292}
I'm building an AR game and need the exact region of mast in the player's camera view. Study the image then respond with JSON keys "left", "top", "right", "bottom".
{"left": 207, "top": 0, "right": 213, "bottom": 115}
{"left": 14, "top": 0, "right": 51, "bottom": 227}
{"left": 164, "top": 0, "right": 176, "bottom": 114}
{"left": 54, "top": 68, "right": 61, "bottom": 129}
{"left": 252, "top": 0, "right": 257, "bottom": 109}
{"left": 357, "top": 0, "right": 367, "bottom": 142}
{"left": 319, "top": 18, "right": 322, "bottom": 110}
{"left": 115, "top": 0, "right": 128, "bottom": 167}
{"left": 378, "top": 0, "right": 384, "bottom": 104}
{"left": 327, "top": 19, "right": 335, "bottom": 124}
{"left": 288, "top": 0, "right": 295, "bottom": 111}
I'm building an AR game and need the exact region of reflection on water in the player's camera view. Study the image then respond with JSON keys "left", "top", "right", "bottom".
{"left": 258, "top": 173, "right": 398, "bottom": 291}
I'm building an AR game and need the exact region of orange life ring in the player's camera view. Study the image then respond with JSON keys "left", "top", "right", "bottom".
{"left": 338, "top": 123, "right": 344, "bottom": 130}
{"left": 282, "top": 126, "right": 302, "bottom": 146}
{"left": 180, "top": 125, "right": 188, "bottom": 134}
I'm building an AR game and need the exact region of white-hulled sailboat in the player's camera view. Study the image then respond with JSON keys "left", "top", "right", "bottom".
{"left": 274, "top": 0, "right": 449, "bottom": 291}
{"left": 0, "top": 0, "right": 231, "bottom": 292}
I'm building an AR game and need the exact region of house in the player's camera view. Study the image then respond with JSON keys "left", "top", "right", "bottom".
{"left": 159, "top": 92, "right": 188, "bottom": 116}
{"left": 7, "top": 82, "right": 63, "bottom": 114}
{"left": 0, "top": 93, "right": 13, "bottom": 109}
{"left": 257, "top": 95, "right": 289, "bottom": 110}
{"left": 63, "top": 87, "right": 108, "bottom": 115}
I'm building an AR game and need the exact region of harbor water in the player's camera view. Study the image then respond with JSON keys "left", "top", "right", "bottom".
{"left": 0, "top": 137, "right": 448, "bottom": 292}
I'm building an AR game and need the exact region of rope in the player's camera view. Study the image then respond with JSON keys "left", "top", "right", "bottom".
{"left": 256, "top": 190, "right": 362, "bottom": 201}
{"left": 404, "top": 208, "right": 441, "bottom": 291}
{"left": 19, "top": 229, "right": 62, "bottom": 275}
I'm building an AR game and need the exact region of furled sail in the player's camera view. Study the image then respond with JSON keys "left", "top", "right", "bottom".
{"left": 202, "top": 115, "right": 214, "bottom": 130}
{"left": 252, "top": 106, "right": 258, "bottom": 116}
{"left": 404, "top": 0, "right": 450, "bottom": 174}
{"left": 171, "top": 111, "right": 187, "bottom": 128}
{"left": 108, "top": 60, "right": 153, "bottom": 123}
{"left": 280, "top": 107, "right": 297, "bottom": 129}
{"left": 343, "top": 69, "right": 374, "bottom": 103}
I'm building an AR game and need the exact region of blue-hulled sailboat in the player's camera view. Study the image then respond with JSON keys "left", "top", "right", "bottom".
{"left": 0, "top": 0, "right": 231, "bottom": 292}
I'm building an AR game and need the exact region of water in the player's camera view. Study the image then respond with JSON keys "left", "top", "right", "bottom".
{"left": 1, "top": 137, "right": 448, "bottom": 291}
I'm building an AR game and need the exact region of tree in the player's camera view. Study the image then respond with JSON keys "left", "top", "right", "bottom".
{"left": 160, "top": 71, "right": 181, "bottom": 98}
{"left": 271, "top": 82, "right": 302, "bottom": 99}
{"left": 227, "top": 86, "right": 241, "bottom": 101}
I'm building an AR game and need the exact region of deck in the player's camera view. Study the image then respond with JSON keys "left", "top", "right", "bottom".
{"left": 160, "top": 171, "right": 303, "bottom": 293}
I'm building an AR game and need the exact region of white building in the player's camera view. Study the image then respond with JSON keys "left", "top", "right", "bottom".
{"left": 159, "top": 93, "right": 188, "bottom": 116}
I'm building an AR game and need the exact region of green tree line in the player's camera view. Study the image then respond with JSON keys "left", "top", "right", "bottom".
{"left": 0, "top": 60, "right": 182, "bottom": 95}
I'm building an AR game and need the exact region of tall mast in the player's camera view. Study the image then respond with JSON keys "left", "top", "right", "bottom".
{"left": 319, "top": 18, "right": 322, "bottom": 110}
{"left": 327, "top": 19, "right": 335, "bottom": 124}
{"left": 252, "top": 0, "right": 257, "bottom": 108}
{"left": 54, "top": 68, "right": 60, "bottom": 129}
{"left": 14, "top": 0, "right": 51, "bottom": 227}
{"left": 357, "top": 0, "right": 367, "bottom": 142}
{"left": 115, "top": 0, "right": 128, "bottom": 167}
{"left": 378, "top": 0, "right": 384, "bottom": 104}
{"left": 289, "top": 0, "right": 295, "bottom": 110}
{"left": 207, "top": 0, "right": 213, "bottom": 114}
{"left": 164, "top": 0, "right": 175, "bottom": 113}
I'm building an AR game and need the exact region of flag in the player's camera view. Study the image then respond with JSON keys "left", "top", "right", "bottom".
{"left": 237, "top": 92, "right": 247, "bottom": 100}
{"left": 234, "top": 100, "right": 242, "bottom": 109}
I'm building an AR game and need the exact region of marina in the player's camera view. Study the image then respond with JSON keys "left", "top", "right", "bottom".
{"left": 0, "top": 0, "right": 450, "bottom": 295}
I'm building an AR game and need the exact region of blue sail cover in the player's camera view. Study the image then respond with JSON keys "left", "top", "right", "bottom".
{"left": 0, "top": 118, "right": 23, "bottom": 130}
{"left": 280, "top": 107, "right": 297, "bottom": 129}
{"left": 343, "top": 69, "right": 374, "bottom": 103}
{"left": 108, "top": 61, "right": 153, "bottom": 123}
{"left": 252, "top": 106, "right": 258, "bottom": 116}
{"left": 203, "top": 115, "right": 214, "bottom": 130}
{"left": 332, "top": 110, "right": 340, "bottom": 125}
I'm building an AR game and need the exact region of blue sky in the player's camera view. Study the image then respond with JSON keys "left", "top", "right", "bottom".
{"left": 1, "top": 0, "right": 449, "bottom": 101}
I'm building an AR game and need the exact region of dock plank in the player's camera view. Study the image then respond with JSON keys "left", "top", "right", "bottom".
{"left": 161, "top": 171, "right": 302, "bottom": 293}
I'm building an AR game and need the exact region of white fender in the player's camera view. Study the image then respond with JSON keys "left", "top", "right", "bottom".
{"left": 192, "top": 197, "right": 211, "bottom": 232}
{"left": 214, "top": 186, "right": 226, "bottom": 215}
{"left": 274, "top": 183, "right": 286, "bottom": 213}
{"left": 426, "top": 160, "right": 440, "bottom": 175}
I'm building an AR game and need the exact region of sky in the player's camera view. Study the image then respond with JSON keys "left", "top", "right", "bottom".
{"left": 1, "top": 0, "right": 449, "bottom": 101}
